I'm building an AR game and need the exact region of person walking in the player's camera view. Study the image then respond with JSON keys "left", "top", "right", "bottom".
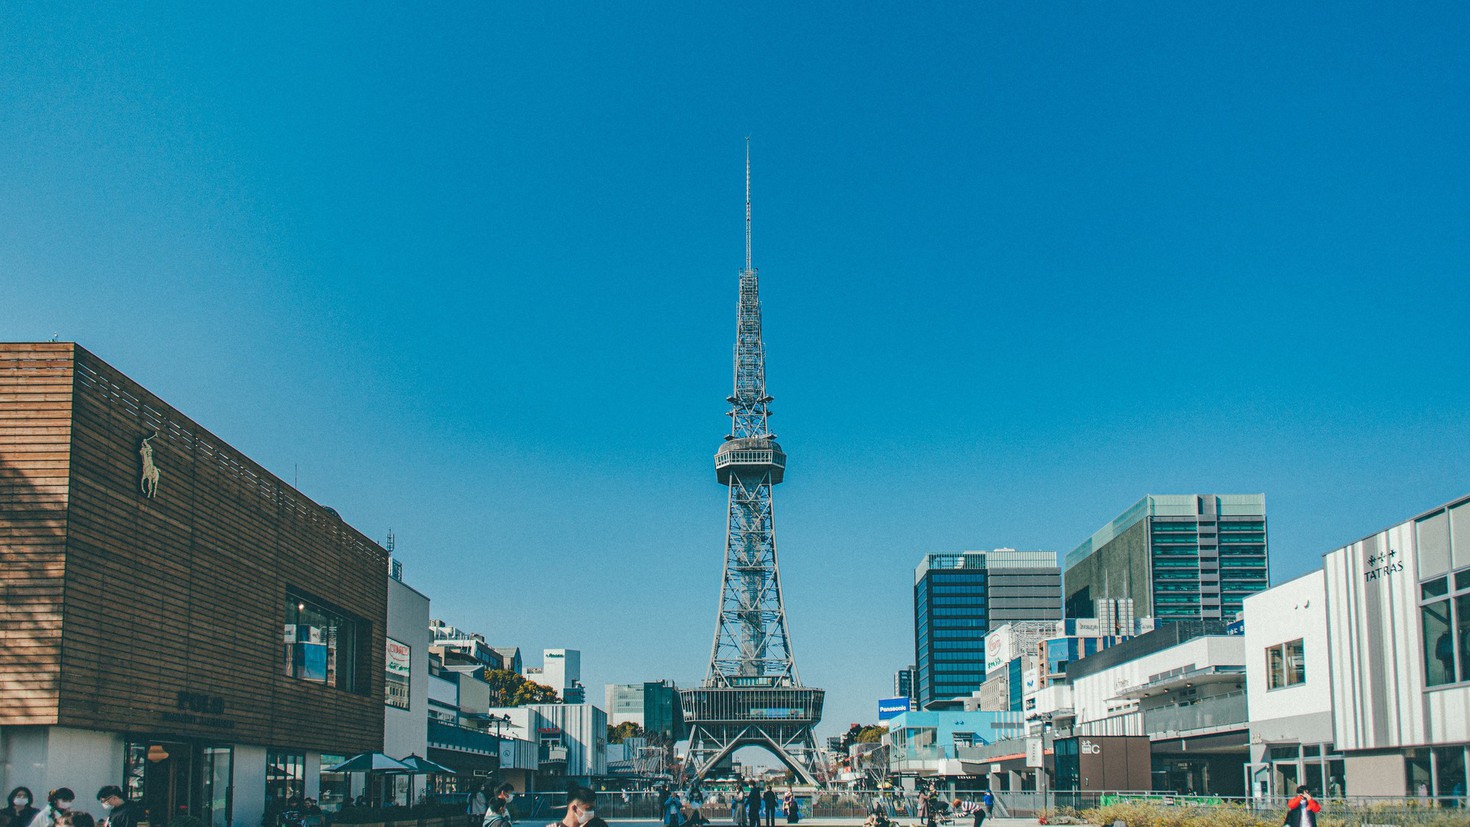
{"left": 1284, "top": 785, "right": 1321, "bottom": 827}
{"left": 761, "top": 788, "right": 776, "bottom": 827}
{"left": 916, "top": 789, "right": 932, "bottom": 827}
{"left": 95, "top": 787, "right": 138, "bottom": 827}
{"left": 731, "top": 788, "right": 744, "bottom": 827}
{"left": 980, "top": 791, "right": 993, "bottom": 822}
{"left": 662, "top": 791, "right": 682, "bottom": 827}
{"left": 27, "top": 790, "right": 74, "bottom": 827}
{"left": 3, "top": 789, "right": 38, "bottom": 827}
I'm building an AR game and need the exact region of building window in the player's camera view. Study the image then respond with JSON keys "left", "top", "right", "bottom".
{"left": 1419, "top": 572, "right": 1470, "bottom": 688}
{"left": 385, "top": 638, "right": 411, "bottom": 709}
{"left": 1266, "top": 639, "right": 1305, "bottom": 689}
{"left": 284, "top": 591, "right": 362, "bottom": 692}
{"left": 265, "top": 750, "right": 305, "bottom": 808}
{"left": 319, "top": 754, "right": 349, "bottom": 813}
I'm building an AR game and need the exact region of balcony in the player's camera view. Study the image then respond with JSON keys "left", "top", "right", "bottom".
{"left": 428, "top": 718, "right": 503, "bottom": 756}
{"left": 1142, "top": 691, "right": 1248, "bottom": 736}
{"left": 540, "top": 744, "right": 569, "bottom": 767}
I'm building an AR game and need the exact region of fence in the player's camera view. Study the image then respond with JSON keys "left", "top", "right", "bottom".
{"left": 994, "top": 790, "right": 1470, "bottom": 825}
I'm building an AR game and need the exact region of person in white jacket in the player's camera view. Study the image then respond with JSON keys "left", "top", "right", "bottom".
{"left": 28, "top": 789, "right": 75, "bottom": 827}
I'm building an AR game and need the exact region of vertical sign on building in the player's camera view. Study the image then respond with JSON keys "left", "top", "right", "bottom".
{"left": 385, "top": 638, "right": 411, "bottom": 709}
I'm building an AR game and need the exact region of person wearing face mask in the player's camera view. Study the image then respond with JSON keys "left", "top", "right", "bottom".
{"left": 95, "top": 786, "right": 138, "bottom": 827}
{"left": 494, "top": 784, "right": 516, "bottom": 825}
{"left": 556, "top": 788, "right": 605, "bottom": 827}
{"left": 27, "top": 789, "right": 74, "bottom": 827}
{"left": 3, "top": 787, "right": 39, "bottom": 827}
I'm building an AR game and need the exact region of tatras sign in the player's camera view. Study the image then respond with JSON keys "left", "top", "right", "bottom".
{"left": 1363, "top": 549, "right": 1403, "bottom": 583}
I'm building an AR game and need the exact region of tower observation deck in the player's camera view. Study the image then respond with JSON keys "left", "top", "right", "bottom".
{"left": 680, "top": 143, "right": 825, "bottom": 785}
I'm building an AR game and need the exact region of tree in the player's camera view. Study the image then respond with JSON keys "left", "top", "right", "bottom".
{"left": 837, "top": 723, "right": 886, "bottom": 751}
{"left": 608, "top": 721, "right": 644, "bottom": 743}
{"left": 483, "top": 668, "right": 561, "bottom": 706}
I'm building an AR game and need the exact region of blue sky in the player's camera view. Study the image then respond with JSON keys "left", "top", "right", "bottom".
{"left": 3, "top": 3, "right": 1469, "bottom": 741}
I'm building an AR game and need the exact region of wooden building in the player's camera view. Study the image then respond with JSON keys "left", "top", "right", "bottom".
{"left": 1, "top": 343, "right": 389, "bottom": 827}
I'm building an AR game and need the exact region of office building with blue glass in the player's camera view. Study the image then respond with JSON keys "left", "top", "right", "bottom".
{"left": 914, "top": 549, "right": 1062, "bottom": 709}
{"left": 1063, "top": 494, "right": 1270, "bottom": 622}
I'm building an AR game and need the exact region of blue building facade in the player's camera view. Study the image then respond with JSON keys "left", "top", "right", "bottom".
{"left": 914, "top": 550, "right": 1061, "bottom": 709}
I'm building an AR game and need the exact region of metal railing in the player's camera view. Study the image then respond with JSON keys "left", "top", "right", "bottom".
{"left": 995, "top": 790, "right": 1470, "bottom": 824}
{"left": 1140, "top": 691, "right": 1248, "bottom": 734}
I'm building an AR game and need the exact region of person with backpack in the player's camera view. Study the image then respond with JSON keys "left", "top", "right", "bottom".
{"left": 483, "top": 798, "right": 512, "bottom": 827}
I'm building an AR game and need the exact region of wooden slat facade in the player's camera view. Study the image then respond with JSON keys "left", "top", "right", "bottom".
{"left": 0, "top": 343, "right": 387, "bottom": 753}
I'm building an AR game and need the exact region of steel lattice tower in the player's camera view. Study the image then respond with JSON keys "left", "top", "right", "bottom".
{"left": 680, "top": 143, "right": 825, "bottom": 785}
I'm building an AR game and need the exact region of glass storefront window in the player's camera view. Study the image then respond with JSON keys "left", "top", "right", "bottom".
{"left": 1328, "top": 760, "right": 1345, "bottom": 797}
{"left": 124, "top": 743, "right": 147, "bottom": 804}
{"left": 266, "top": 750, "right": 306, "bottom": 808}
{"left": 1434, "top": 747, "right": 1467, "bottom": 807}
{"left": 1408, "top": 750, "right": 1433, "bottom": 799}
{"left": 202, "top": 747, "right": 233, "bottom": 827}
{"left": 319, "top": 754, "right": 348, "bottom": 814}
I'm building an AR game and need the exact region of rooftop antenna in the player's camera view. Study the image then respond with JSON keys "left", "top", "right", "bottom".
{"left": 386, "top": 529, "right": 396, "bottom": 554}
{"left": 745, "top": 136, "right": 752, "bottom": 273}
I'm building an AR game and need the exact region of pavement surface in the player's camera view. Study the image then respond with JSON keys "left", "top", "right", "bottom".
{"left": 602, "top": 821, "right": 1041, "bottom": 827}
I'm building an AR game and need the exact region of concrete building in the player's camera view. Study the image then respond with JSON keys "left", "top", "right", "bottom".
{"left": 488, "top": 703, "right": 607, "bottom": 785}
{"left": 1059, "top": 621, "right": 1248, "bottom": 795}
{"left": 914, "top": 549, "right": 1062, "bottom": 708}
{"left": 1064, "top": 495, "right": 1270, "bottom": 621}
{"left": 604, "top": 680, "right": 685, "bottom": 741}
{"left": 1322, "top": 493, "right": 1470, "bottom": 799}
{"left": 1241, "top": 570, "right": 1335, "bottom": 798}
{"left": 527, "top": 648, "right": 584, "bottom": 704}
{"left": 429, "top": 620, "right": 506, "bottom": 671}
{"left": 382, "top": 567, "right": 432, "bottom": 806}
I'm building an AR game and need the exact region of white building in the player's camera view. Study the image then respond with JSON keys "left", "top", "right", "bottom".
{"left": 487, "top": 703, "right": 607, "bottom": 780}
{"left": 383, "top": 570, "right": 432, "bottom": 804}
{"left": 531, "top": 649, "right": 584, "bottom": 704}
{"left": 1241, "top": 570, "right": 1335, "bottom": 797}
{"left": 1058, "top": 623, "right": 1248, "bottom": 795}
{"left": 1322, "top": 493, "right": 1470, "bottom": 798}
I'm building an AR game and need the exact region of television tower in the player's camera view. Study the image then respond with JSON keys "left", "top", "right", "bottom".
{"left": 680, "top": 142, "right": 825, "bottom": 785}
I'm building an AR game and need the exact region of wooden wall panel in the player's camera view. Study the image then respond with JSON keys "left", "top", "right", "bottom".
{"left": 0, "top": 343, "right": 74, "bottom": 725}
{"left": 0, "top": 343, "right": 388, "bottom": 753}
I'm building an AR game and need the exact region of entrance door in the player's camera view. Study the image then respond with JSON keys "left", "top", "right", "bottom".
{"left": 141, "top": 742, "right": 195, "bottom": 825}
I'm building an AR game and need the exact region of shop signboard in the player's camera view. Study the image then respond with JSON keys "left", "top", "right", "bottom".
{"left": 386, "top": 638, "right": 411, "bottom": 676}
{"left": 877, "top": 697, "right": 909, "bottom": 720}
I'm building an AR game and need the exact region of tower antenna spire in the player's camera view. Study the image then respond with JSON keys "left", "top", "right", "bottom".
{"left": 744, "top": 136, "right": 752, "bottom": 273}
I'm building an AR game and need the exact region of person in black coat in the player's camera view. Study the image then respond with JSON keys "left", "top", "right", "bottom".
{"left": 95, "top": 787, "right": 139, "bottom": 827}
{"left": 761, "top": 790, "right": 776, "bottom": 827}
{"left": 745, "top": 787, "right": 761, "bottom": 827}
{"left": 2, "top": 788, "right": 38, "bottom": 827}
